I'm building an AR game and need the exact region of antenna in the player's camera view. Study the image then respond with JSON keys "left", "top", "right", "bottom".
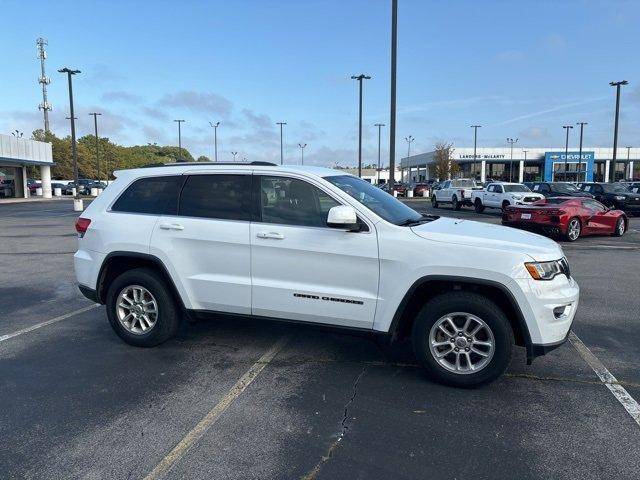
{"left": 36, "top": 37, "right": 52, "bottom": 133}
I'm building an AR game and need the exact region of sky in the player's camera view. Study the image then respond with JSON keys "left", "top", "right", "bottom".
{"left": 1, "top": 0, "right": 639, "bottom": 167}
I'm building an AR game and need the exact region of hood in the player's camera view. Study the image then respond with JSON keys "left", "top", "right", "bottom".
{"left": 411, "top": 217, "right": 563, "bottom": 262}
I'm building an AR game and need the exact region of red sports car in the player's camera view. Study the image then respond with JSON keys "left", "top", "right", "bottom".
{"left": 502, "top": 197, "right": 627, "bottom": 241}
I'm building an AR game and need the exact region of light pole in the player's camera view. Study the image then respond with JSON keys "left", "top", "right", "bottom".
{"left": 389, "top": 0, "right": 398, "bottom": 191}
{"left": 89, "top": 112, "right": 102, "bottom": 182}
{"left": 562, "top": 125, "right": 573, "bottom": 182}
{"left": 522, "top": 150, "right": 528, "bottom": 182}
{"left": 276, "top": 122, "right": 286, "bottom": 164}
{"left": 231, "top": 151, "right": 238, "bottom": 162}
{"left": 404, "top": 136, "right": 414, "bottom": 182}
{"left": 576, "top": 122, "right": 587, "bottom": 181}
{"left": 626, "top": 146, "right": 632, "bottom": 180}
{"left": 11, "top": 130, "right": 23, "bottom": 138}
{"left": 174, "top": 119, "right": 185, "bottom": 162}
{"left": 298, "top": 143, "right": 307, "bottom": 165}
{"left": 58, "top": 67, "right": 81, "bottom": 196}
{"left": 209, "top": 121, "right": 220, "bottom": 162}
{"left": 609, "top": 80, "right": 628, "bottom": 182}
{"left": 374, "top": 123, "right": 385, "bottom": 185}
{"left": 506, "top": 137, "right": 518, "bottom": 182}
{"left": 471, "top": 125, "right": 481, "bottom": 180}
{"left": 351, "top": 73, "right": 372, "bottom": 177}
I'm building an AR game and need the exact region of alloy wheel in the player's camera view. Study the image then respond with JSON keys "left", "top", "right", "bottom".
{"left": 567, "top": 219, "right": 581, "bottom": 241}
{"left": 116, "top": 285, "right": 159, "bottom": 335}
{"left": 617, "top": 218, "right": 625, "bottom": 235}
{"left": 428, "top": 312, "right": 495, "bottom": 374}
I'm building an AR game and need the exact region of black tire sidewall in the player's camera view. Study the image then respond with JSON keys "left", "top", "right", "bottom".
{"left": 432, "top": 196, "right": 438, "bottom": 208}
{"left": 411, "top": 292, "right": 513, "bottom": 388}
{"left": 614, "top": 217, "right": 625, "bottom": 236}
{"left": 105, "top": 268, "right": 180, "bottom": 347}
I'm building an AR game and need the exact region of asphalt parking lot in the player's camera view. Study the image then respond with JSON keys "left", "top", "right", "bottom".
{"left": 1, "top": 199, "right": 640, "bottom": 480}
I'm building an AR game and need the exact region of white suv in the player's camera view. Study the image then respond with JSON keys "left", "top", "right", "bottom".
{"left": 74, "top": 162, "right": 579, "bottom": 387}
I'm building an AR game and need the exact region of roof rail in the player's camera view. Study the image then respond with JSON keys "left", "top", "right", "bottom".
{"left": 158, "top": 161, "right": 277, "bottom": 167}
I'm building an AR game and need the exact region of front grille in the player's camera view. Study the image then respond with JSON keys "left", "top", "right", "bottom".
{"left": 559, "top": 257, "right": 571, "bottom": 279}
{"left": 523, "top": 197, "right": 538, "bottom": 202}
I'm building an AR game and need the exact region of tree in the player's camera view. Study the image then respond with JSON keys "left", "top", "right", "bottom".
{"left": 197, "top": 155, "right": 210, "bottom": 162}
{"left": 433, "top": 142, "right": 460, "bottom": 180}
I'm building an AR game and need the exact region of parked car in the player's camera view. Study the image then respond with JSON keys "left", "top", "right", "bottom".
{"left": 627, "top": 182, "right": 640, "bottom": 194}
{"left": 0, "top": 178, "right": 15, "bottom": 197}
{"left": 28, "top": 182, "right": 42, "bottom": 194}
{"left": 471, "top": 182, "right": 545, "bottom": 213}
{"left": 381, "top": 182, "right": 408, "bottom": 196}
{"left": 74, "top": 162, "right": 579, "bottom": 387}
{"left": 431, "top": 178, "right": 482, "bottom": 210}
{"left": 529, "top": 182, "right": 593, "bottom": 198}
{"left": 502, "top": 197, "right": 627, "bottom": 241}
{"left": 579, "top": 182, "right": 640, "bottom": 215}
{"left": 412, "top": 182, "right": 430, "bottom": 197}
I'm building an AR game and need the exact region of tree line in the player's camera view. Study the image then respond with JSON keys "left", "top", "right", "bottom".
{"left": 30, "top": 129, "right": 200, "bottom": 180}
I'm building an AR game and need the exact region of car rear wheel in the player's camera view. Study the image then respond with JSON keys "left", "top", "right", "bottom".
{"left": 565, "top": 217, "right": 581, "bottom": 242}
{"left": 411, "top": 292, "right": 513, "bottom": 388}
{"left": 106, "top": 267, "right": 181, "bottom": 347}
{"left": 452, "top": 196, "right": 461, "bottom": 210}
{"left": 474, "top": 199, "right": 485, "bottom": 213}
{"left": 501, "top": 200, "right": 510, "bottom": 211}
{"left": 613, "top": 217, "right": 626, "bottom": 237}
{"left": 431, "top": 196, "right": 439, "bottom": 208}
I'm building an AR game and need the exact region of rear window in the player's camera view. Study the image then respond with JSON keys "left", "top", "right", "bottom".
{"left": 179, "top": 174, "right": 251, "bottom": 221}
{"left": 453, "top": 180, "right": 475, "bottom": 188}
{"left": 112, "top": 176, "right": 183, "bottom": 215}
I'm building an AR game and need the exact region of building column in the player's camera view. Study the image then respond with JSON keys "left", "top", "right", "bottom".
{"left": 480, "top": 160, "right": 486, "bottom": 183}
{"left": 518, "top": 160, "right": 524, "bottom": 183}
{"left": 604, "top": 160, "right": 610, "bottom": 183}
{"left": 629, "top": 161, "right": 634, "bottom": 180}
{"left": 40, "top": 164, "right": 52, "bottom": 198}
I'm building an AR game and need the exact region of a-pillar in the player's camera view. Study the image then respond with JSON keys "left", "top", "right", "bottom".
{"left": 604, "top": 160, "right": 610, "bottom": 182}
{"left": 518, "top": 160, "right": 524, "bottom": 183}
{"left": 480, "top": 160, "right": 487, "bottom": 183}
{"left": 40, "top": 164, "right": 52, "bottom": 198}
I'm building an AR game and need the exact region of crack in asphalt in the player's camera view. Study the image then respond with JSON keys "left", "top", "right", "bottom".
{"left": 300, "top": 365, "right": 367, "bottom": 480}
{"left": 505, "top": 373, "right": 640, "bottom": 388}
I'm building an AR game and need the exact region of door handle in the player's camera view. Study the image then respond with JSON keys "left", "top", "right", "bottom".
{"left": 159, "top": 223, "right": 185, "bottom": 231}
{"left": 256, "top": 232, "right": 284, "bottom": 240}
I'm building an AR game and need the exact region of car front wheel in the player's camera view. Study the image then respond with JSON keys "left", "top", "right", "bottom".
{"left": 105, "top": 267, "right": 181, "bottom": 347}
{"left": 411, "top": 292, "right": 513, "bottom": 387}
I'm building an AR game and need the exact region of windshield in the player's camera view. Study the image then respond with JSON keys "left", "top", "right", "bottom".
{"left": 324, "top": 175, "right": 422, "bottom": 225}
{"left": 602, "top": 183, "right": 629, "bottom": 193}
{"left": 552, "top": 183, "right": 579, "bottom": 193}
{"left": 504, "top": 184, "right": 531, "bottom": 193}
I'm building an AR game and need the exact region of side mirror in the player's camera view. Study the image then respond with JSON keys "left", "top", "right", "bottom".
{"left": 327, "top": 205, "right": 359, "bottom": 231}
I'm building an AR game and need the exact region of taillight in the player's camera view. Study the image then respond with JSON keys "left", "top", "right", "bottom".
{"left": 75, "top": 217, "right": 91, "bottom": 237}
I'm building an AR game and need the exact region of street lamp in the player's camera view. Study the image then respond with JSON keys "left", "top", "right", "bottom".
{"left": 576, "top": 122, "right": 587, "bottom": 182}
{"left": 471, "top": 125, "right": 481, "bottom": 180}
{"left": 351, "top": 73, "right": 372, "bottom": 177}
{"left": 174, "top": 119, "right": 185, "bottom": 162}
{"left": 626, "top": 146, "right": 632, "bottom": 180}
{"left": 89, "top": 113, "right": 102, "bottom": 182}
{"left": 231, "top": 151, "right": 238, "bottom": 162}
{"left": 298, "top": 143, "right": 307, "bottom": 165}
{"left": 506, "top": 137, "right": 518, "bottom": 182}
{"left": 209, "top": 121, "right": 220, "bottom": 162}
{"left": 58, "top": 67, "right": 81, "bottom": 196}
{"left": 609, "top": 80, "right": 628, "bottom": 182}
{"left": 11, "top": 130, "right": 23, "bottom": 138}
{"left": 562, "top": 125, "right": 573, "bottom": 182}
{"left": 389, "top": 0, "right": 398, "bottom": 191}
{"left": 374, "top": 123, "right": 385, "bottom": 185}
{"left": 276, "top": 122, "right": 286, "bottom": 164}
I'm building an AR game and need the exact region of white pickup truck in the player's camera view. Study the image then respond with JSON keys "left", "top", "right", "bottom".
{"left": 472, "top": 182, "right": 545, "bottom": 213}
{"left": 431, "top": 178, "right": 482, "bottom": 210}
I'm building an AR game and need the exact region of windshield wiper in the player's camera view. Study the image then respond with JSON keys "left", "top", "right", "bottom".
{"left": 397, "top": 214, "right": 438, "bottom": 226}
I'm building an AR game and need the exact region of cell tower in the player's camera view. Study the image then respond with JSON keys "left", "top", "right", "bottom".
{"left": 36, "top": 37, "right": 52, "bottom": 133}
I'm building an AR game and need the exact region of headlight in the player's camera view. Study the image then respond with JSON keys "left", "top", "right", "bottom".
{"left": 525, "top": 259, "right": 566, "bottom": 280}
{"left": 614, "top": 196, "right": 626, "bottom": 201}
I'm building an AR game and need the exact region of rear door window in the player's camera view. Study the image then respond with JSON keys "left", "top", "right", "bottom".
{"left": 179, "top": 174, "right": 251, "bottom": 220}
{"left": 112, "top": 175, "right": 183, "bottom": 215}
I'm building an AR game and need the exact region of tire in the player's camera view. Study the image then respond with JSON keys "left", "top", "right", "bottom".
{"left": 105, "top": 267, "right": 181, "bottom": 347}
{"left": 501, "top": 200, "right": 510, "bottom": 211}
{"left": 474, "top": 199, "right": 485, "bottom": 213}
{"left": 411, "top": 292, "right": 514, "bottom": 388}
{"left": 613, "top": 216, "right": 626, "bottom": 237}
{"left": 431, "top": 196, "right": 439, "bottom": 208}
{"left": 564, "top": 217, "right": 581, "bottom": 242}
{"left": 452, "top": 196, "right": 461, "bottom": 210}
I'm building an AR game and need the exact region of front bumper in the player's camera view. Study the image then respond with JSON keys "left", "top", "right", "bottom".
{"left": 527, "top": 331, "right": 571, "bottom": 364}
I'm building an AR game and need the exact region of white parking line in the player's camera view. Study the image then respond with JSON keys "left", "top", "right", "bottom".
{"left": 144, "top": 335, "right": 290, "bottom": 480}
{"left": 0, "top": 304, "right": 99, "bottom": 343}
{"left": 570, "top": 331, "right": 640, "bottom": 427}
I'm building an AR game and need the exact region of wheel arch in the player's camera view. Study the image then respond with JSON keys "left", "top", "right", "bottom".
{"left": 387, "top": 275, "right": 531, "bottom": 351}
{"left": 96, "top": 251, "right": 186, "bottom": 312}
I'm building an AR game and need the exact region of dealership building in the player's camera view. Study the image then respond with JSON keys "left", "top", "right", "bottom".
{"left": 401, "top": 147, "right": 639, "bottom": 183}
{"left": 0, "top": 134, "right": 54, "bottom": 199}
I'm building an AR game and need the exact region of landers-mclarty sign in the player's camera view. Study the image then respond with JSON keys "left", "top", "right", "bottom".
{"left": 458, "top": 154, "right": 506, "bottom": 159}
